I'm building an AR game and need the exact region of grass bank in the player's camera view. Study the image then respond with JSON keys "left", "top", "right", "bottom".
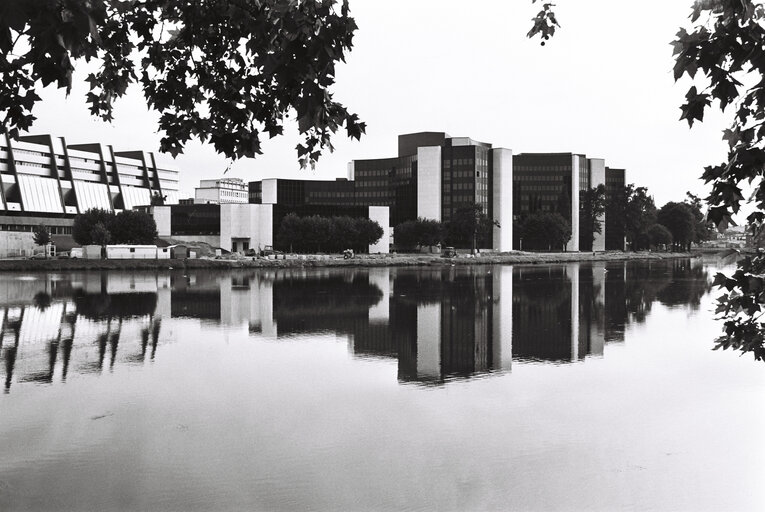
{"left": 0, "top": 251, "right": 698, "bottom": 272}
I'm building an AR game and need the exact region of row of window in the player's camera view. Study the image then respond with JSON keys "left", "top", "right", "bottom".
{"left": 442, "top": 158, "right": 475, "bottom": 168}
{"left": 517, "top": 184, "right": 563, "bottom": 191}
{"left": 514, "top": 174, "right": 565, "bottom": 181}
{"left": 518, "top": 194, "right": 560, "bottom": 202}
{"left": 514, "top": 165, "right": 571, "bottom": 172}
{"left": 443, "top": 183, "right": 475, "bottom": 191}
{"left": 356, "top": 180, "right": 387, "bottom": 188}
{"left": 357, "top": 169, "right": 391, "bottom": 177}
{"left": 308, "top": 191, "right": 355, "bottom": 198}
{"left": 0, "top": 224, "right": 72, "bottom": 234}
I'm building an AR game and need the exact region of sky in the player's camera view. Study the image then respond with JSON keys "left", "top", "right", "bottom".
{"left": 29, "top": 0, "right": 733, "bottom": 210}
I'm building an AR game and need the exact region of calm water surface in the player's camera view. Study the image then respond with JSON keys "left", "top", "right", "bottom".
{"left": 0, "top": 260, "right": 763, "bottom": 511}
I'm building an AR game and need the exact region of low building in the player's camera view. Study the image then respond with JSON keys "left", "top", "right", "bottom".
{"left": 194, "top": 178, "right": 248, "bottom": 204}
{"left": 152, "top": 203, "right": 273, "bottom": 253}
{"left": 150, "top": 201, "right": 389, "bottom": 254}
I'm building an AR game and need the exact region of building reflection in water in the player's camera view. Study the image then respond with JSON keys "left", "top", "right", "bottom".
{"left": 0, "top": 259, "right": 709, "bottom": 391}
{"left": 0, "top": 273, "right": 168, "bottom": 393}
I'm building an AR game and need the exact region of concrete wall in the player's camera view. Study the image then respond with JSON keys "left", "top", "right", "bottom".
{"left": 416, "top": 146, "right": 442, "bottom": 221}
{"left": 194, "top": 188, "right": 221, "bottom": 204}
{"left": 0, "top": 232, "right": 35, "bottom": 258}
{"left": 368, "top": 206, "right": 390, "bottom": 254}
{"left": 491, "top": 148, "right": 513, "bottom": 252}
{"left": 261, "top": 179, "right": 278, "bottom": 204}
{"left": 153, "top": 206, "right": 171, "bottom": 237}
{"left": 568, "top": 156, "right": 581, "bottom": 252}
{"left": 220, "top": 203, "right": 273, "bottom": 252}
{"left": 589, "top": 158, "right": 606, "bottom": 252}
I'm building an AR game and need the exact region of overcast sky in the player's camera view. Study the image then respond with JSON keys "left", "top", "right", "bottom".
{"left": 30, "top": 0, "right": 731, "bottom": 210}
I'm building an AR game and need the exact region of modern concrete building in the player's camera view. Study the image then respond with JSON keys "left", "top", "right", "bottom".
{"left": 249, "top": 132, "right": 514, "bottom": 251}
{"left": 194, "top": 178, "right": 248, "bottom": 204}
{"left": 0, "top": 133, "right": 180, "bottom": 256}
{"left": 151, "top": 203, "right": 273, "bottom": 253}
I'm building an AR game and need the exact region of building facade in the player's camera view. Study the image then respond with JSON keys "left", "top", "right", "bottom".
{"left": 0, "top": 133, "right": 180, "bottom": 256}
{"left": 513, "top": 153, "right": 621, "bottom": 252}
{"left": 195, "top": 178, "right": 248, "bottom": 204}
{"left": 248, "top": 132, "right": 514, "bottom": 251}
{"left": 151, "top": 202, "right": 389, "bottom": 254}
{"left": 605, "top": 167, "right": 626, "bottom": 250}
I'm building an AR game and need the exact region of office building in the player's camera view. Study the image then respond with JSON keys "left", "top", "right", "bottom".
{"left": 605, "top": 167, "right": 626, "bottom": 250}
{"left": 513, "top": 153, "right": 623, "bottom": 252}
{"left": 249, "top": 132, "right": 513, "bottom": 251}
{"left": 0, "top": 133, "right": 180, "bottom": 256}
{"left": 195, "top": 178, "right": 248, "bottom": 204}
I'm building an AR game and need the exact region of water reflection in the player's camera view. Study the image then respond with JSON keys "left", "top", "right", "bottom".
{"left": 0, "top": 259, "right": 710, "bottom": 391}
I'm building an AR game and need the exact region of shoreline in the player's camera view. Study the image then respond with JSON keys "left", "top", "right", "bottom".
{"left": 0, "top": 251, "right": 699, "bottom": 272}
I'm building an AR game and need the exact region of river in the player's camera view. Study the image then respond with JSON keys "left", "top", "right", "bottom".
{"left": 0, "top": 259, "right": 763, "bottom": 511}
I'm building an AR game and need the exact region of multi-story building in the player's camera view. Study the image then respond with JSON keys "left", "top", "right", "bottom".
{"left": 605, "top": 167, "right": 626, "bottom": 250}
{"left": 513, "top": 153, "right": 619, "bottom": 252}
{"left": 249, "top": 132, "right": 514, "bottom": 251}
{"left": 0, "top": 133, "right": 180, "bottom": 256}
{"left": 194, "top": 178, "right": 248, "bottom": 204}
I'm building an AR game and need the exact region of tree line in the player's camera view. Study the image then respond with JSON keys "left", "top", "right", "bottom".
{"left": 393, "top": 185, "right": 714, "bottom": 253}
{"left": 394, "top": 204, "right": 495, "bottom": 252}
{"left": 275, "top": 213, "right": 383, "bottom": 253}
{"left": 71, "top": 208, "right": 158, "bottom": 246}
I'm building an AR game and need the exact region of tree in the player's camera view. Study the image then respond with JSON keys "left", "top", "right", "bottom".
{"left": 72, "top": 208, "right": 113, "bottom": 245}
{"left": 353, "top": 218, "right": 383, "bottom": 250}
{"left": 276, "top": 213, "right": 304, "bottom": 253}
{"left": 32, "top": 223, "right": 51, "bottom": 256}
{"left": 150, "top": 192, "right": 166, "bottom": 206}
{"left": 394, "top": 220, "right": 418, "bottom": 250}
{"left": 90, "top": 221, "right": 111, "bottom": 246}
{"left": 518, "top": 212, "right": 572, "bottom": 251}
{"left": 394, "top": 218, "right": 444, "bottom": 250}
{"left": 685, "top": 192, "right": 715, "bottom": 245}
{"left": 646, "top": 223, "right": 673, "bottom": 250}
{"left": 605, "top": 183, "right": 628, "bottom": 250}
{"left": 110, "top": 210, "right": 158, "bottom": 244}
{"left": 657, "top": 202, "right": 696, "bottom": 252}
{"left": 446, "top": 204, "right": 496, "bottom": 253}
{"left": 276, "top": 214, "right": 382, "bottom": 253}
{"left": 580, "top": 184, "right": 606, "bottom": 251}
{"left": 0, "top": 0, "right": 364, "bottom": 166}
{"left": 624, "top": 185, "right": 657, "bottom": 251}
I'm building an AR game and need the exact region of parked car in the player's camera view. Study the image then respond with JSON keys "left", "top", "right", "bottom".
{"left": 441, "top": 246, "right": 457, "bottom": 258}
{"left": 260, "top": 245, "right": 283, "bottom": 257}
{"left": 70, "top": 248, "right": 83, "bottom": 259}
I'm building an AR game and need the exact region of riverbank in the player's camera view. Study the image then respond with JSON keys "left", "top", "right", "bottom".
{"left": 0, "top": 251, "right": 698, "bottom": 271}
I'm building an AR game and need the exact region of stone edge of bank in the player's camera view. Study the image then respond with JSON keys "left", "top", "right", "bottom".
{"left": 0, "top": 252, "right": 699, "bottom": 272}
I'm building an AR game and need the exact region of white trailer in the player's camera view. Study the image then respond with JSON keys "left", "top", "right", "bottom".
{"left": 105, "top": 245, "right": 159, "bottom": 259}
